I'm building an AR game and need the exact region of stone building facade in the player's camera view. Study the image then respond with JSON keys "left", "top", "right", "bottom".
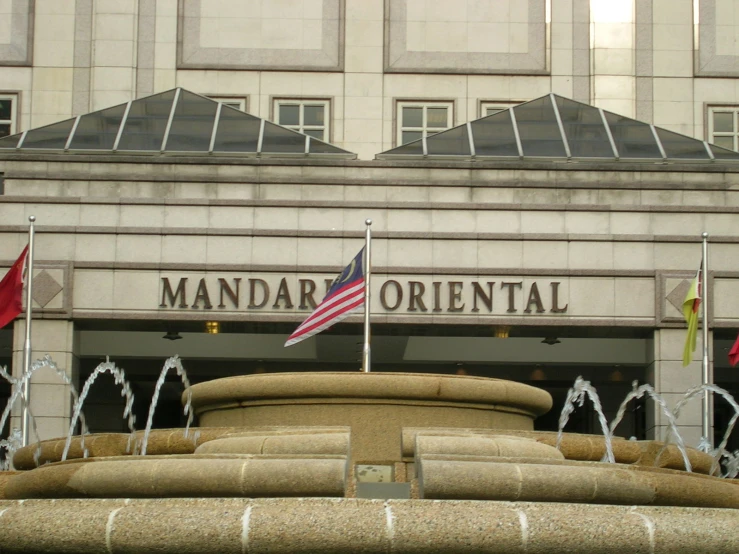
{"left": 1, "top": 1, "right": 739, "bottom": 452}
{"left": 4, "top": 1, "right": 739, "bottom": 159}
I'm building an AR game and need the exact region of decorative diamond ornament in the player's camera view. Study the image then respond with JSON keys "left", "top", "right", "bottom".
{"left": 32, "top": 270, "right": 63, "bottom": 308}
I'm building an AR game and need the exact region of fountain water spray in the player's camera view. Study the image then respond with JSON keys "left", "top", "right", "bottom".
{"left": 0, "top": 356, "right": 87, "bottom": 468}
{"left": 0, "top": 373, "right": 38, "bottom": 470}
{"left": 2, "top": 355, "right": 194, "bottom": 465}
{"left": 666, "top": 383, "right": 739, "bottom": 476}
{"left": 721, "top": 449, "right": 739, "bottom": 478}
{"left": 608, "top": 380, "right": 692, "bottom": 472}
{"left": 556, "top": 376, "right": 615, "bottom": 463}
{"left": 139, "top": 355, "right": 193, "bottom": 456}
{"left": 0, "top": 428, "right": 21, "bottom": 470}
{"left": 61, "top": 357, "right": 135, "bottom": 461}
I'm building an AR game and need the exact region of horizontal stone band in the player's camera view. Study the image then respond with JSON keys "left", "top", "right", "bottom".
{"left": 417, "top": 457, "right": 739, "bottom": 508}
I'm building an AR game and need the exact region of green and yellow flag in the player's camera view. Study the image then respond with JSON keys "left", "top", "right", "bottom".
{"left": 682, "top": 265, "right": 702, "bottom": 366}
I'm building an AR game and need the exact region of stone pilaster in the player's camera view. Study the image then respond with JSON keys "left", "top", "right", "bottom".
{"left": 646, "top": 328, "right": 711, "bottom": 448}
{"left": 11, "top": 319, "right": 79, "bottom": 442}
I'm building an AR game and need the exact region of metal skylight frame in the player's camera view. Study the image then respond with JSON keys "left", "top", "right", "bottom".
{"left": 650, "top": 124, "right": 668, "bottom": 162}
{"left": 600, "top": 107, "right": 619, "bottom": 160}
{"left": 112, "top": 101, "right": 132, "bottom": 152}
{"left": 0, "top": 88, "right": 356, "bottom": 159}
{"left": 376, "top": 93, "right": 739, "bottom": 164}
{"left": 15, "top": 130, "right": 27, "bottom": 148}
{"left": 466, "top": 122, "right": 475, "bottom": 159}
{"left": 550, "top": 92, "right": 572, "bottom": 160}
{"left": 510, "top": 107, "right": 524, "bottom": 160}
{"left": 256, "top": 119, "right": 265, "bottom": 155}
{"left": 160, "top": 88, "right": 181, "bottom": 153}
{"left": 703, "top": 141, "right": 715, "bottom": 160}
{"left": 64, "top": 116, "right": 81, "bottom": 151}
{"left": 208, "top": 102, "right": 222, "bottom": 154}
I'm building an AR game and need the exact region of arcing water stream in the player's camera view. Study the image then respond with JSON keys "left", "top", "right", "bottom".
{"left": 2, "top": 358, "right": 738, "bottom": 477}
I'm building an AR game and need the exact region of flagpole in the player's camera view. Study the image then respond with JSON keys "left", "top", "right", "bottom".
{"left": 701, "top": 231, "right": 712, "bottom": 450}
{"left": 361, "top": 219, "right": 372, "bottom": 373}
{"left": 21, "top": 215, "right": 35, "bottom": 447}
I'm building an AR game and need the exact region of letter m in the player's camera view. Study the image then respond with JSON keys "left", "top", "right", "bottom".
{"left": 160, "top": 278, "right": 188, "bottom": 308}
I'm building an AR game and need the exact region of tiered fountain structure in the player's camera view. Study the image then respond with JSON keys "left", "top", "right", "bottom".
{"left": 0, "top": 369, "right": 738, "bottom": 553}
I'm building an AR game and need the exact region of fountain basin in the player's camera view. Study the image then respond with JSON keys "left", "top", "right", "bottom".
{"left": 1, "top": 371, "right": 737, "bottom": 553}
{"left": 188, "top": 372, "right": 552, "bottom": 463}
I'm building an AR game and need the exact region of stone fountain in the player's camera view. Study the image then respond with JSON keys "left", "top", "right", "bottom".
{"left": 0, "top": 370, "right": 738, "bottom": 553}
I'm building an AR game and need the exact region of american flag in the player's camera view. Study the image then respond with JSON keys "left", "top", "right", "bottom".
{"left": 284, "top": 247, "right": 366, "bottom": 347}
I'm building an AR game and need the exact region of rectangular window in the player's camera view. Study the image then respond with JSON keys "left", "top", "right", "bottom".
{"left": 0, "top": 94, "right": 18, "bottom": 138}
{"left": 396, "top": 101, "right": 453, "bottom": 146}
{"left": 708, "top": 107, "right": 739, "bottom": 151}
{"left": 209, "top": 96, "right": 248, "bottom": 112}
{"left": 479, "top": 101, "right": 519, "bottom": 118}
{"left": 274, "top": 99, "right": 330, "bottom": 141}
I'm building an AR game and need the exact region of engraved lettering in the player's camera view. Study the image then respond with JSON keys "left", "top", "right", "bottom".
{"left": 380, "top": 280, "right": 403, "bottom": 310}
{"left": 432, "top": 281, "right": 442, "bottom": 312}
{"left": 160, "top": 278, "right": 188, "bottom": 308}
{"left": 192, "top": 278, "right": 213, "bottom": 309}
{"left": 272, "top": 277, "right": 294, "bottom": 309}
{"left": 471, "top": 282, "right": 494, "bottom": 313}
{"left": 551, "top": 281, "right": 568, "bottom": 313}
{"left": 299, "top": 279, "right": 317, "bottom": 309}
{"left": 218, "top": 278, "right": 241, "bottom": 308}
{"left": 524, "top": 282, "right": 545, "bottom": 313}
{"left": 248, "top": 279, "right": 269, "bottom": 309}
{"left": 448, "top": 281, "right": 465, "bottom": 312}
{"left": 501, "top": 282, "right": 522, "bottom": 313}
{"left": 408, "top": 281, "right": 428, "bottom": 312}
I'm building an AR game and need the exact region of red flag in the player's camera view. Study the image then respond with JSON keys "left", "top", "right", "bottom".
{"left": 285, "top": 248, "right": 365, "bottom": 347}
{"left": 729, "top": 333, "right": 739, "bottom": 366}
{"left": 0, "top": 245, "right": 29, "bottom": 329}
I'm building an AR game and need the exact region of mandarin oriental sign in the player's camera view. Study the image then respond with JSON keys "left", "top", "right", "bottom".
{"left": 158, "top": 275, "right": 568, "bottom": 315}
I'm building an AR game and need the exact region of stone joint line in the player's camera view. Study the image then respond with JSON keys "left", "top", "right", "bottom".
{"left": 239, "top": 460, "right": 249, "bottom": 496}
{"left": 514, "top": 464, "right": 524, "bottom": 500}
{"left": 591, "top": 472, "right": 598, "bottom": 501}
{"left": 384, "top": 502, "right": 395, "bottom": 548}
{"left": 241, "top": 504, "right": 252, "bottom": 554}
{"left": 632, "top": 508, "right": 656, "bottom": 554}
{"left": 517, "top": 509, "right": 529, "bottom": 552}
{"left": 105, "top": 507, "right": 124, "bottom": 553}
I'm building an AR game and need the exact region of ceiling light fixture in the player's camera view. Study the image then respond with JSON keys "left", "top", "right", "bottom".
{"left": 541, "top": 337, "right": 561, "bottom": 345}
{"left": 162, "top": 331, "right": 182, "bottom": 341}
{"left": 493, "top": 325, "right": 510, "bottom": 338}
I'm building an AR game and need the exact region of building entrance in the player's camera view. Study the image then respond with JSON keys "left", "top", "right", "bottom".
{"left": 73, "top": 321, "right": 653, "bottom": 441}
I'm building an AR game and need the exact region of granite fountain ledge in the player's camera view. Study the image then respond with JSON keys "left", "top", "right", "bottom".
{"left": 0, "top": 497, "right": 737, "bottom": 554}
{"left": 4, "top": 454, "right": 348, "bottom": 499}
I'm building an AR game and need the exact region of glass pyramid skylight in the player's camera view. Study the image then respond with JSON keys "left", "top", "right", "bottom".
{"left": 377, "top": 94, "right": 739, "bottom": 163}
{"left": 0, "top": 89, "right": 356, "bottom": 159}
